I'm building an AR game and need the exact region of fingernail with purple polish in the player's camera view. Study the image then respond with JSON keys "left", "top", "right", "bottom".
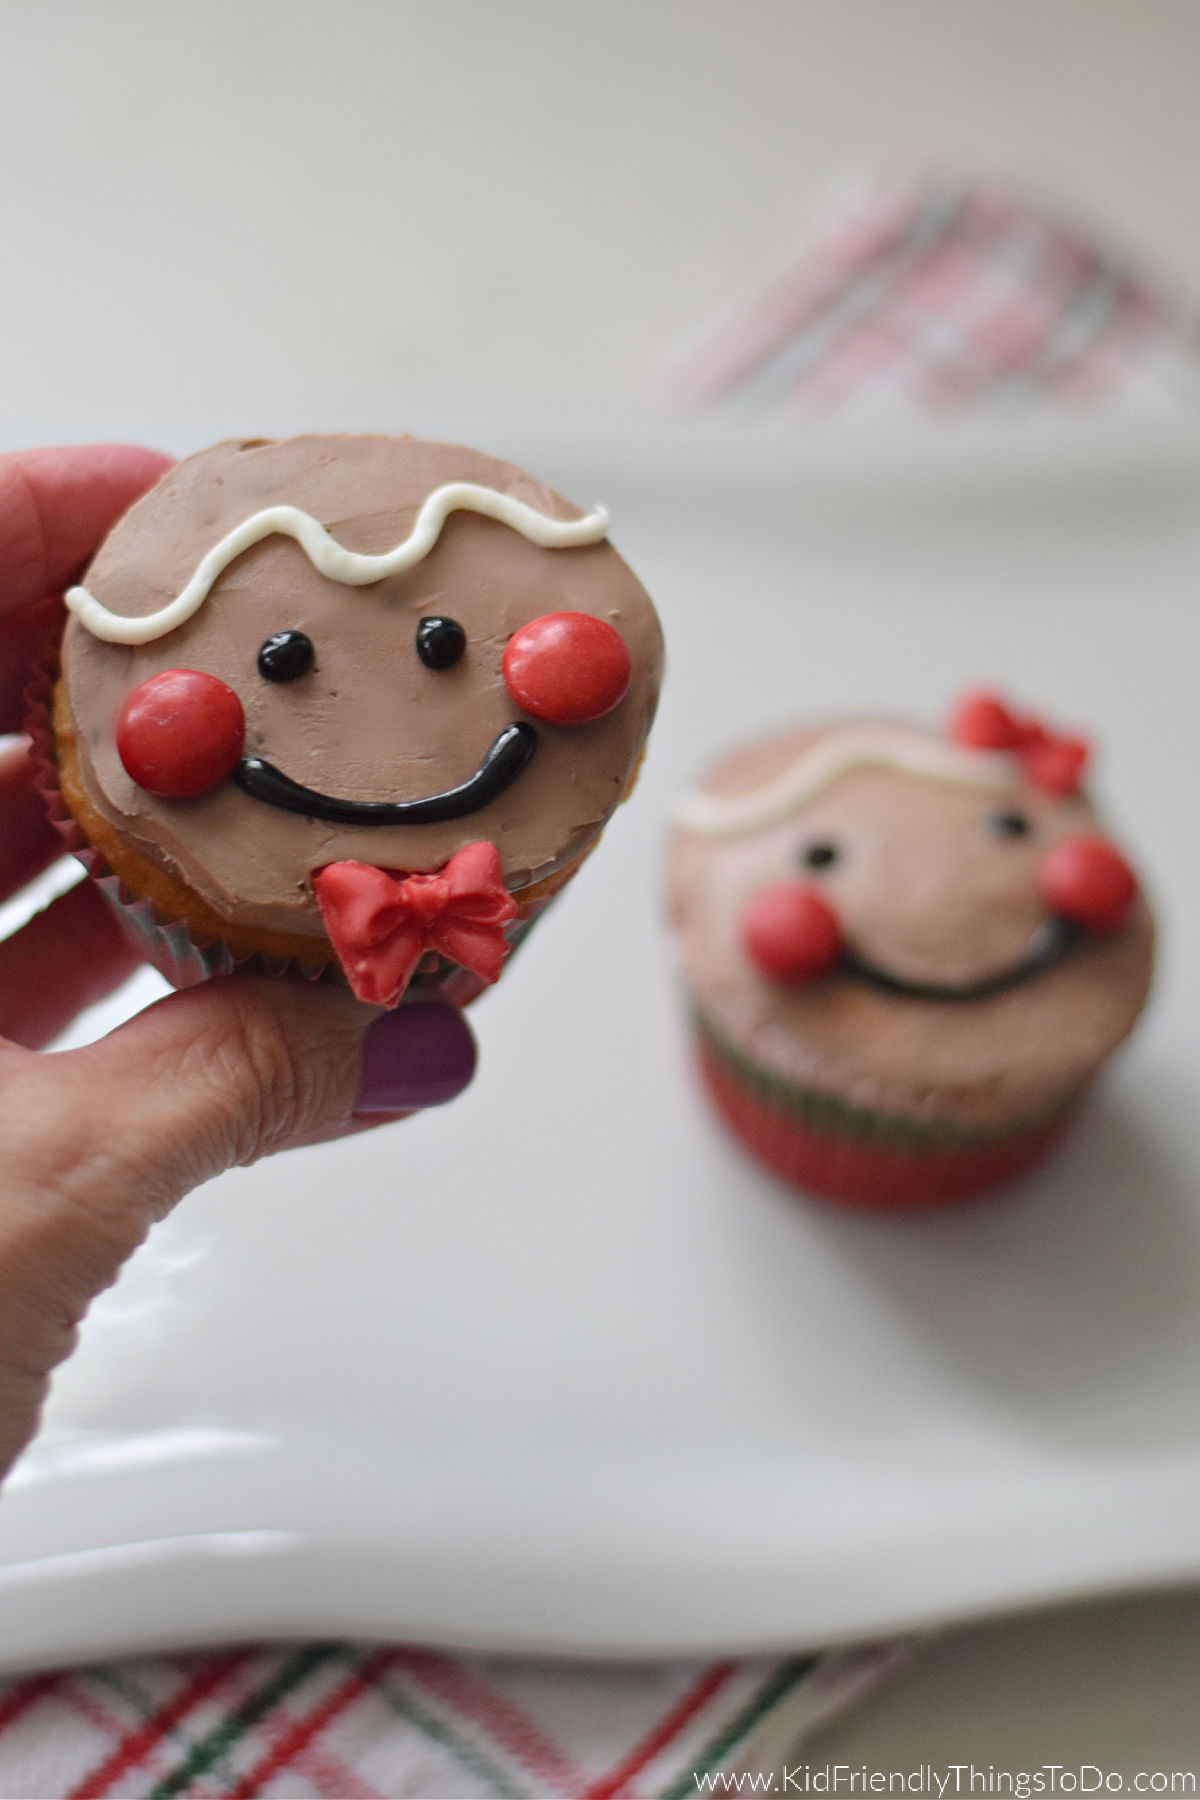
{"left": 355, "top": 1001, "right": 478, "bottom": 1114}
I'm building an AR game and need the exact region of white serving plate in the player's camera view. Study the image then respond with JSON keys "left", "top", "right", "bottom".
{"left": 3, "top": 415, "right": 1200, "bottom": 1671}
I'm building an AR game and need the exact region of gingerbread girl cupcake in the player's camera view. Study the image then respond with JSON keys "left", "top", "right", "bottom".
{"left": 667, "top": 693, "right": 1154, "bottom": 1208}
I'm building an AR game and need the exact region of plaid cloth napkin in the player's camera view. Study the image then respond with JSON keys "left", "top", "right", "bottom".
{"left": 1, "top": 172, "right": 1188, "bottom": 1800}
{"left": 0, "top": 1643, "right": 904, "bottom": 1799}
{"left": 664, "top": 173, "right": 1200, "bottom": 416}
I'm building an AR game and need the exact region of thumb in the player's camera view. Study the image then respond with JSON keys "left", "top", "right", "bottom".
{"left": 56, "top": 976, "right": 478, "bottom": 1213}
{"left": 0, "top": 976, "right": 474, "bottom": 1487}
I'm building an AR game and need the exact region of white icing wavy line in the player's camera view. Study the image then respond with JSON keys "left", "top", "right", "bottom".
{"left": 65, "top": 481, "right": 611, "bottom": 646}
{"left": 676, "top": 721, "right": 1016, "bottom": 835}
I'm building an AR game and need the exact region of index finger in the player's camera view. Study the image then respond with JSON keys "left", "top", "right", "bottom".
{"left": 0, "top": 444, "right": 171, "bottom": 620}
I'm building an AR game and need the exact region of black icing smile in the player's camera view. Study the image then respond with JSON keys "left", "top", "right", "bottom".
{"left": 232, "top": 721, "right": 537, "bottom": 826}
{"left": 843, "top": 916, "right": 1078, "bottom": 1002}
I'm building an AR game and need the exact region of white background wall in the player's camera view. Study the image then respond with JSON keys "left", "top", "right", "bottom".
{"left": 1, "top": 0, "right": 1199, "bottom": 438}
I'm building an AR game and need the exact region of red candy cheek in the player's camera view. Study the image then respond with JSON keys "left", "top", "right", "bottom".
{"left": 116, "top": 669, "right": 245, "bottom": 799}
{"left": 1037, "top": 834, "right": 1137, "bottom": 934}
{"left": 502, "top": 612, "right": 631, "bottom": 725}
{"left": 739, "top": 883, "right": 843, "bottom": 984}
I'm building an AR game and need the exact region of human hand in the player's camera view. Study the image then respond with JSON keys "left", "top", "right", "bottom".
{"left": 0, "top": 446, "right": 477, "bottom": 1483}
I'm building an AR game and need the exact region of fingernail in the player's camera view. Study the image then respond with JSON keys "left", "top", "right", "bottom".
{"left": 354, "top": 1000, "right": 478, "bottom": 1114}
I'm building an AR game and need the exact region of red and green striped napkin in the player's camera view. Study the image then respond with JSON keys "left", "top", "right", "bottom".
{"left": 0, "top": 1641, "right": 903, "bottom": 1799}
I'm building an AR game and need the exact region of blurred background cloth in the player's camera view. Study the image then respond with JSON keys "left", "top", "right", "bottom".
{"left": 664, "top": 176, "right": 1200, "bottom": 417}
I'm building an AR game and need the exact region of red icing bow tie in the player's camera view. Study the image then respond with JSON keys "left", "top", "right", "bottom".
{"left": 314, "top": 841, "right": 518, "bottom": 1007}
{"left": 948, "top": 690, "right": 1090, "bottom": 797}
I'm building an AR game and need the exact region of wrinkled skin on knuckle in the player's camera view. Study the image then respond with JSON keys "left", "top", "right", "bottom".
{"left": 132, "top": 980, "right": 367, "bottom": 1175}
{"left": 0, "top": 1064, "right": 154, "bottom": 1289}
{"left": 214, "top": 991, "right": 319, "bottom": 1165}
{"left": 0, "top": 1069, "right": 152, "bottom": 1482}
{"left": 0, "top": 1275, "right": 87, "bottom": 1483}
{"left": 0, "top": 1357, "right": 55, "bottom": 1485}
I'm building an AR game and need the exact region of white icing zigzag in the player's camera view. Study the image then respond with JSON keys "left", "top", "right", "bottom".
{"left": 66, "top": 481, "right": 611, "bottom": 646}
{"left": 676, "top": 721, "right": 1015, "bottom": 835}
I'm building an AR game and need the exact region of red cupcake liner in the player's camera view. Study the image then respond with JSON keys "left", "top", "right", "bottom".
{"left": 24, "top": 658, "right": 564, "bottom": 1000}
{"left": 697, "top": 1036, "right": 1074, "bottom": 1210}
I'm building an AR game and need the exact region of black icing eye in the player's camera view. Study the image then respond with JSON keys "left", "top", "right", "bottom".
{"left": 416, "top": 616, "right": 467, "bottom": 671}
{"left": 801, "top": 841, "right": 840, "bottom": 870}
{"left": 988, "top": 810, "right": 1031, "bottom": 839}
{"left": 257, "top": 630, "right": 315, "bottom": 682}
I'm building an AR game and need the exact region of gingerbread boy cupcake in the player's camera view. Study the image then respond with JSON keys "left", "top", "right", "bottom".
{"left": 42, "top": 435, "right": 663, "bottom": 1006}
{"left": 667, "top": 693, "right": 1153, "bottom": 1208}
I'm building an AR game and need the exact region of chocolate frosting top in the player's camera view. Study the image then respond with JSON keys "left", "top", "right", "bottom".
{"left": 668, "top": 722, "right": 1154, "bottom": 1128}
{"left": 62, "top": 435, "right": 664, "bottom": 938}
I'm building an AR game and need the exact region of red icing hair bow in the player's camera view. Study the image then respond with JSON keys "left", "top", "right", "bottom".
{"left": 948, "top": 690, "right": 1090, "bottom": 797}
{"left": 314, "top": 841, "right": 518, "bottom": 1008}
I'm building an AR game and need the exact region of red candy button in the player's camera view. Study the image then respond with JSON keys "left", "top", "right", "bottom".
{"left": 740, "top": 883, "right": 843, "bottom": 984}
{"left": 1038, "top": 834, "right": 1137, "bottom": 934}
{"left": 949, "top": 689, "right": 1019, "bottom": 751}
{"left": 1022, "top": 737, "right": 1090, "bottom": 798}
{"left": 502, "top": 612, "right": 630, "bottom": 725}
{"left": 116, "top": 669, "right": 245, "bottom": 798}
